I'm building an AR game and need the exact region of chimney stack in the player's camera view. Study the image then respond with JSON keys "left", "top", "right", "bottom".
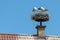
{"left": 36, "top": 25, "right": 46, "bottom": 37}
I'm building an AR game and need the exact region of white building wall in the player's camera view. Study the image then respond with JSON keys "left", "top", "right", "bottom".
{"left": 46, "top": 36, "right": 60, "bottom": 40}
{"left": 17, "top": 35, "right": 60, "bottom": 40}
{"left": 17, "top": 35, "right": 38, "bottom": 40}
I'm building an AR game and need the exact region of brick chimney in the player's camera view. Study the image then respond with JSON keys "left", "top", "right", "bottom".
{"left": 36, "top": 25, "right": 46, "bottom": 40}
{"left": 36, "top": 25, "right": 46, "bottom": 37}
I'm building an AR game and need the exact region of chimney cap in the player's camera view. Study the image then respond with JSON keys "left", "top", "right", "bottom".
{"left": 36, "top": 25, "right": 46, "bottom": 29}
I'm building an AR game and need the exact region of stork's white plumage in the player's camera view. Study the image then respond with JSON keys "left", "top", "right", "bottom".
{"left": 40, "top": 7, "right": 45, "bottom": 11}
{"left": 33, "top": 7, "right": 38, "bottom": 12}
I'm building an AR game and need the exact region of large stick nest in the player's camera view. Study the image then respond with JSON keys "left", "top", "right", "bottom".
{"left": 32, "top": 13, "right": 49, "bottom": 22}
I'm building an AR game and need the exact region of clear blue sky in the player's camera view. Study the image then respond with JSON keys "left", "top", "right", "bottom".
{"left": 0, "top": 0, "right": 60, "bottom": 36}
